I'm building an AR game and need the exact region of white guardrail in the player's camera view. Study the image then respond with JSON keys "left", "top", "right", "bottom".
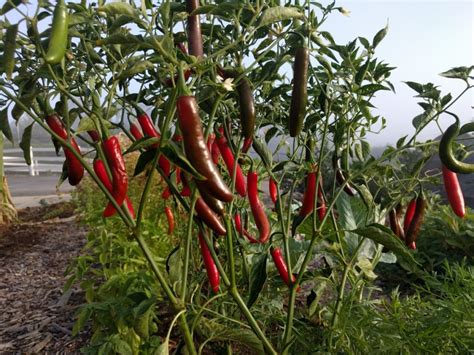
{"left": 4, "top": 147, "right": 86, "bottom": 176}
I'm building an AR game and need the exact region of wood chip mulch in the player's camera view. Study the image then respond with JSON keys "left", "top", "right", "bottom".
{"left": 0, "top": 203, "right": 89, "bottom": 354}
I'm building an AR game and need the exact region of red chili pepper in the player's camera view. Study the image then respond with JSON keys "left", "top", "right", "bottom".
{"left": 405, "top": 194, "right": 426, "bottom": 246}
{"left": 403, "top": 198, "right": 417, "bottom": 234}
{"left": 216, "top": 128, "right": 247, "bottom": 197}
{"left": 162, "top": 187, "right": 172, "bottom": 200}
{"left": 269, "top": 178, "right": 278, "bottom": 205}
{"left": 176, "top": 95, "right": 233, "bottom": 202}
{"left": 300, "top": 171, "right": 317, "bottom": 217}
{"left": 248, "top": 171, "right": 271, "bottom": 243}
{"left": 234, "top": 213, "right": 258, "bottom": 243}
{"left": 165, "top": 206, "right": 175, "bottom": 234}
{"left": 408, "top": 241, "right": 416, "bottom": 250}
{"left": 317, "top": 189, "right": 327, "bottom": 222}
{"left": 102, "top": 136, "right": 128, "bottom": 217}
{"left": 198, "top": 233, "right": 219, "bottom": 293}
{"left": 242, "top": 137, "right": 253, "bottom": 154}
{"left": 271, "top": 247, "right": 296, "bottom": 288}
{"left": 136, "top": 112, "right": 171, "bottom": 176}
{"left": 211, "top": 139, "right": 220, "bottom": 164}
{"left": 195, "top": 197, "right": 226, "bottom": 236}
{"left": 442, "top": 165, "right": 465, "bottom": 218}
{"left": 45, "top": 114, "right": 84, "bottom": 186}
{"left": 93, "top": 159, "right": 135, "bottom": 218}
{"left": 130, "top": 122, "right": 144, "bottom": 141}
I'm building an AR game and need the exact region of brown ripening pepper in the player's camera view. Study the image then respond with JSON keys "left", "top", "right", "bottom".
{"left": 176, "top": 95, "right": 233, "bottom": 203}
{"left": 389, "top": 208, "right": 404, "bottom": 240}
{"left": 195, "top": 197, "right": 226, "bottom": 236}
{"left": 186, "top": 0, "right": 203, "bottom": 58}
{"left": 289, "top": 47, "right": 309, "bottom": 137}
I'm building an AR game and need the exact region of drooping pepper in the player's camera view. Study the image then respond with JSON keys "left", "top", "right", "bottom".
{"left": 271, "top": 247, "right": 296, "bottom": 288}
{"left": 403, "top": 198, "right": 417, "bottom": 234}
{"left": 45, "top": 114, "right": 84, "bottom": 186}
{"left": 439, "top": 116, "right": 474, "bottom": 174}
{"left": 248, "top": 171, "right": 270, "bottom": 243}
{"left": 215, "top": 128, "right": 247, "bottom": 197}
{"left": 389, "top": 208, "right": 404, "bottom": 240}
{"left": 165, "top": 206, "right": 175, "bottom": 234}
{"left": 198, "top": 233, "right": 219, "bottom": 293}
{"left": 197, "top": 183, "right": 225, "bottom": 216}
{"left": 289, "top": 47, "right": 309, "bottom": 137}
{"left": 234, "top": 213, "right": 258, "bottom": 244}
{"left": 130, "top": 122, "right": 144, "bottom": 141}
{"left": 186, "top": 0, "right": 203, "bottom": 58}
{"left": 442, "top": 165, "right": 465, "bottom": 218}
{"left": 195, "top": 197, "right": 226, "bottom": 236}
{"left": 44, "top": 0, "right": 68, "bottom": 65}
{"left": 405, "top": 193, "right": 426, "bottom": 247}
{"left": 93, "top": 159, "right": 135, "bottom": 218}
{"left": 269, "top": 178, "right": 278, "bottom": 205}
{"left": 136, "top": 111, "right": 170, "bottom": 176}
{"left": 102, "top": 136, "right": 129, "bottom": 217}
{"left": 176, "top": 95, "right": 233, "bottom": 203}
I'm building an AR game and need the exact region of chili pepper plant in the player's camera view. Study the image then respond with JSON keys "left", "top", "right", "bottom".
{"left": 1, "top": 1, "right": 473, "bottom": 353}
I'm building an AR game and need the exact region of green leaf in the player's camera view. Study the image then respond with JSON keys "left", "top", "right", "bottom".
{"left": 134, "top": 150, "right": 155, "bottom": 176}
{"left": 0, "top": 0, "right": 23, "bottom": 15}
{"left": 352, "top": 224, "right": 421, "bottom": 273}
{"left": 252, "top": 138, "right": 273, "bottom": 169}
{"left": 160, "top": 143, "right": 205, "bottom": 180}
{"left": 372, "top": 23, "right": 388, "bottom": 48}
{"left": 412, "top": 107, "right": 436, "bottom": 130}
{"left": 0, "top": 108, "right": 13, "bottom": 143}
{"left": 72, "top": 306, "right": 92, "bottom": 336}
{"left": 260, "top": 6, "right": 303, "bottom": 26}
{"left": 247, "top": 253, "right": 268, "bottom": 308}
{"left": 439, "top": 66, "right": 473, "bottom": 81}
{"left": 125, "top": 137, "right": 160, "bottom": 154}
{"left": 98, "top": 3, "right": 137, "bottom": 18}
{"left": 118, "top": 60, "right": 154, "bottom": 80}
{"left": 404, "top": 81, "right": 424, "bottom": 94}
{"left": 4, "top": 24, "right": 18, "bottom": 81}
{"left": 19, "top": 123, "right": 33, "bottom": 165}
{"left": 358, "top": 84, "right": 389, "bottom": 96}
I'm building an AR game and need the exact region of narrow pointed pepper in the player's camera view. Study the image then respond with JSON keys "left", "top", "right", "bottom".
{"left": 45, "top": 0, "right": 68, "bottom": 65}
{"left": 442, "top": 165, "right": 465, "bottom": 218}
{"left": 289, "top": 47, "right": 309, "bottom": 137}
{"left": 248, "top": 171, "right": 270, "bottom": 243}
{"left": 165, "top": 206, "right": 175, "bottom": 234}
{"left": 198, "top": 233, "right": 219, "bottom": 293}
{"left": 271, "top": 247, "right": 296, "bottom": 288}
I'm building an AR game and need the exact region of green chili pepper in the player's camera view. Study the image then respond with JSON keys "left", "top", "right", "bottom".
{"left": 439, "top": 115, "right": 474, "bottom": 174}
{"left": 45, "top": 0, "right": 68, "bottom": 65}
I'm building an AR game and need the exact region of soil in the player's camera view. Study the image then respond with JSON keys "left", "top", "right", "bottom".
{"left": 0, "top": 202, "right": 88, "bottom": 354}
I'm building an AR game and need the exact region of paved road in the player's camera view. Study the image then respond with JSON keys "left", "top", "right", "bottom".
{"left": 5, "top": 173, "right": 73, "bottom": 208}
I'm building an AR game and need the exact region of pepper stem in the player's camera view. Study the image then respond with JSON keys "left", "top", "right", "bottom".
{"left": 177, "top": 63, "right": 192, "bottom": 96}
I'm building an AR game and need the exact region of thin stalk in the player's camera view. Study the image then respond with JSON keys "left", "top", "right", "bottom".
{"left": 180, "top": 194, "right": 198, "bottom": 301}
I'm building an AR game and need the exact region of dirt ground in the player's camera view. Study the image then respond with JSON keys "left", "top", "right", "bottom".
{"left": 0, "top": 203, "right": 88, "bottom": 354}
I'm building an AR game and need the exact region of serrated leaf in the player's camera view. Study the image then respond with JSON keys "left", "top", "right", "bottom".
{"left": 260, "top": 6, "right": 303, "bottom": 26}
{"left": 352, "top": 224, "right": 421, "bottom": 273}
{"left": 247, "top": 253, "right": 267, "bottom": 308}
{"left": 0, "top": 108, "right": 13, "bottom": 143}
{"left": 19, "top": 123, "right": 33, "bottom": 165}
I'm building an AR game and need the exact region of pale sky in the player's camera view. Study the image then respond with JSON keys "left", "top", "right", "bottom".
{"left": 324, "top": 0, "right": 473, "bottom": 145}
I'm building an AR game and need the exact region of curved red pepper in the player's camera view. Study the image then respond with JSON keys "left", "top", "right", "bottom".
{"left": 211, "top": 139, "right": 220, "bottom": 164}
{"left": 442, "top": 165, "right": 465, "bottom": 218}
{"left": 93, "top": 159, "right": 135, "bottom": 218}
{"left": 403, "top": 198, "right": 417, "bottom": 234}
{"left": 271, "top": 247, "right": 296, "bottom": 288}
{"left": 102, "top": 137, "right": 128, "bottom": 217}
{"left": 165, "top": 206, "right": 175, "bottom": 234}
{"left": 234, "top": 214, "right": 258, "bottom": 243}
{"left": 216, "top": 128, "right": 247, "bottom": 197}
{"left": 195, "top": 197, "right": 226, "bottom": 236}
{"left": 248, "top": 171, "right": 270, "bottom": 243}
{"left": 186, "top": 0, "right": 203, "bottom": 58}
{"left": 300, "top": 171, "right": 317, "bottom": 217}
{"left": 269, "top": 178, "right": 278, "bottom": 205}
{"left": 45, "top": 114, "right": 84, "bottom": 186}
{"left": 242, "top": 137, "right": 253, "bottom": 154}
{"left": 176, "top": 96, "right": 233, "bottom": 202}
{"left": 198, "top": 233, "right": 219, "bottom": 293}
{"left": 137, "top": 112, "right": 171, "bottom": 176}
